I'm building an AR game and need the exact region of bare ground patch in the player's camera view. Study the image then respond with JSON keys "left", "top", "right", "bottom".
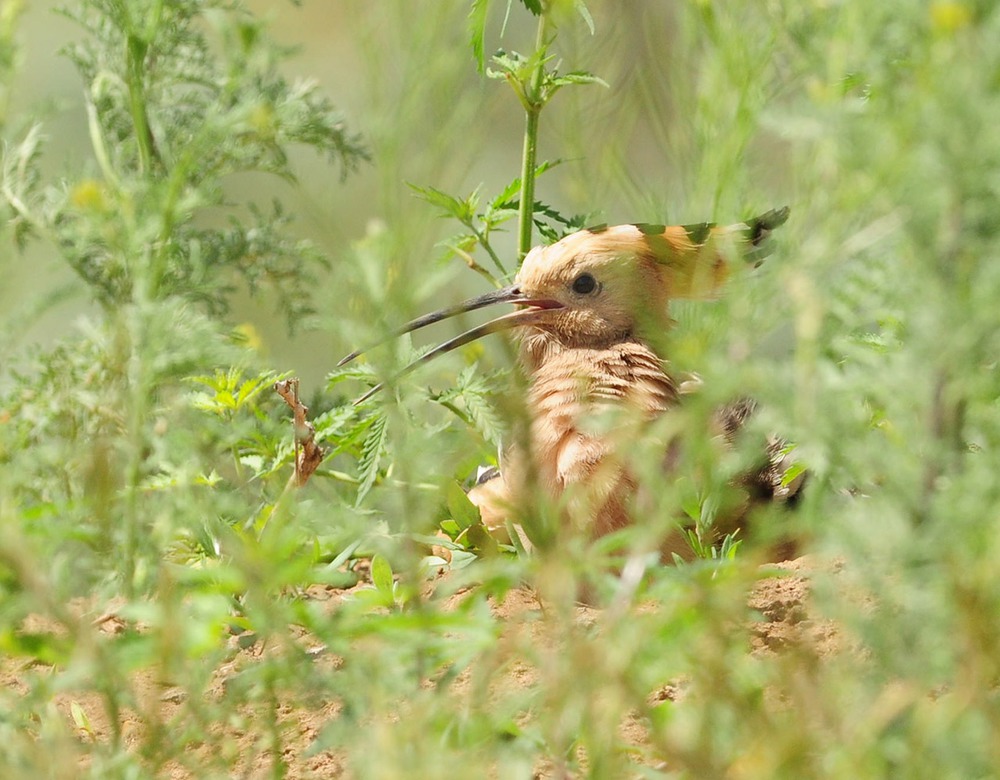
{"left": 2, "top": 556, "right": 846, "bottom": 777}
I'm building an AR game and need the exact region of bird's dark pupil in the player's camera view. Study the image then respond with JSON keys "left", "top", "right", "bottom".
{"left": 573, "top": 273, "right": 596, "bottom": 294}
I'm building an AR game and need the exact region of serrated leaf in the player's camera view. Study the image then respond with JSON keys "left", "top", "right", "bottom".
{"left": 487, "top": 49, "right": 532, "bottom": 82}
{"left": 481, "top": 208, "right": 518, "bottom": 233}
{"left": 439, "top": 365, "right": 507, "bottom": 443}
{"left": 535, "top": 221, "right": 560, "bottom": 244}
{"left": 548, "top": 71, "right": 608, "bottom": 89}
{"left": 490, "top": 159, "right": 565, "bottom": 208}
{"left": 440, "top": 233, "right": 479, "bottom": 255}
{"left": 462, "top": 390, "right": 505, "bottom": 445}
{"left": 532, "top": 201, "right": 579, "bottom": 226}
{"left": 456, "top": 364, "right": 477, "bottom": 387}
{"left": 519, "top": 0, "right": 542, "bottom": 14}
{"left": 312, "top": 405, "right": 361, "bottom": 439}
{"left": 438, "top": 233, "right": 489, "bottom": 270}
{"left": 492, "top": 179, "right": 522, "bottom": 208}
{"left": 355, "top": 413, "right": 389, "bottom": 504}
{"left": 408, "top": 182, "right": 477, "bottom": 222}
{"left": 326, "top": 363, "right": 378, "bottom": 389}
{"left": 469, "top": 0, "right": 491, "bottom": 73}
{"left": 309, "top": 411, "right": 371, "bottom": 467}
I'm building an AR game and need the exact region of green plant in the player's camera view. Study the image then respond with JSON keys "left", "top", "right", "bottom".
{"left": 3, "top": 1, "right": 1000, "bottom": 778}
{"left": 406, "top": 1, "right": 604, "bottom": 292}
{"left": 1, "top": 0, "right": 367, "bottom": 591}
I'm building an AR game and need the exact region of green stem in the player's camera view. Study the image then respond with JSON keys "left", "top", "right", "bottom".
{"left": 121, "top": 0, "right": 163, "bottom": 175}
{"left": 122, "top": 302, "right": 149, "bottom": 598}
{"left": 517, "top": 109, "right": 540, "bottom": 261}
{"left": 436, "top": 398, "right": 473, "bottom": 426}
{"left": 517, "top": 13, "right": 550, "bottom": 262}
{"left": 467, "top": 222, "right": 507, "bottom": 278}
{"left": 119, "top": 33, "right": 165, "bottom": 586}
{"left": 125, "top": 34, "right": 156, "bottom": 176}
{"left": 123, "top": 7, "right": 171, "bottom": 300}
{"left": 451, "top": 240, "right": 500, "bottom": 287}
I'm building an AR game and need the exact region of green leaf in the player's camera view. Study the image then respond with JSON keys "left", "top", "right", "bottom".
{"left": 714, "top": 531, "right": 742, "bottom": 561}
{"left": 322, "top": 538, "right": 363, "bottom": 573}
{"left": 468, "top": 0, "right": 491, "bottom": 73}
{"left": 519, "top": 0, "right": 542, "bottom": 14}
{"left": 408, "top": 182, "right": 478, "bottom": 223}
{"left": 487, "top": 49, "right": 533, "bottom": 82}
{"left": 682, "top": 527, "right": 710, "bottom": 559}
{"left": 70, "top": 701, "right": 94, "bottom": 737}
{"left": 464, "top": 522, "right": 500, "bottom": 556}
{"left": 781, "top": 461, "right": 808, "bottom": 488}
{"left": 437, "top": 233, "right": 485, "bottom": 270}
{"left": 445, "top": 480, "right": 481, "bottom": 531}
{"left": 574, "top": 0, "right": 595, "bottom": 34}
{"left": 326, "top": 363, "right": 379, "bottom": 390}
{"left": 370, "top": 554, "right": 394, "bottom": 597}
{"left": 356, "top": 413, "right": 389, "bottom": 504}
{"left": 490, "top": 159, "right": 565, "bottom": 209}
{"left": 548, "top": 70, "right": 608, "bottom": 89}
{"left": 0, "top": 629, "right": 71, "bottom": 665}
{"left": 432, "top": 365, "right": 507, "bottom": 443}
{"left": 504, "top": 519, "right": 528, "bottom": 557}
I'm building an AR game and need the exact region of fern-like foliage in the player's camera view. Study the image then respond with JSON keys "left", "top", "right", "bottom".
{"left": 2, "top": 0, "right": 367, "bottom": 325}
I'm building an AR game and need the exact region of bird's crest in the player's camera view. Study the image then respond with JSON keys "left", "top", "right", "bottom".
{"left": 634, "top": 205, "right": 790, "bottom": 299}
{"left": 340, "top": 207, "right": 790, "bottom": 403}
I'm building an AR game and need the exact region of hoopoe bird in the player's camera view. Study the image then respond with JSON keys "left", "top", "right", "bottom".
{"left": 340, "top": 207, "right": 801, "bottom": 558}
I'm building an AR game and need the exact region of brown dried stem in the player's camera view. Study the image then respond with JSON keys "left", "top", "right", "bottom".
{"left": 274, "top": 378, "right": 325, "bottom": 486}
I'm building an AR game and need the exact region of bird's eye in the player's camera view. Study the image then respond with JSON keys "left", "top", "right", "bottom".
{"left": 572, "top": 272, "right": 597, "bottom": 295}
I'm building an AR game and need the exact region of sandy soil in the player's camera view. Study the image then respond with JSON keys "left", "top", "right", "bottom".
{"left": 2, "top": 556, "right": 841, "bottom": 778}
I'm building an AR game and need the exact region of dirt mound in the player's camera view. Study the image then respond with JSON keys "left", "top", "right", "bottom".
{"left": 748, "top": 556, "right": 843, "bottom": 657}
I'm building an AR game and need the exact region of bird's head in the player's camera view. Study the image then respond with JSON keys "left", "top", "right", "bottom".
{"left": 340, "top": 208, "right": 788, "bottom": 403}
{"left": 512, "top": 223, "right": 728, "bottom": 350}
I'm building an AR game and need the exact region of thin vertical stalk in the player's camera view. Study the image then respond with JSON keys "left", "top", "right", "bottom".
{"left": 121, "top": 0, "right": 163, "bottom": 176}
{"left": 125, "top": 34, "right": 156, "bottom": 176}
{"left": 118, "top": 4, "right": 166, "bottom": 596}
{"left": 517, "top": 108, "right": 540, "bottom": 262}
{"left": 122, "top": 288, "right": 149, "bottom": 597}
{"left": 517, "top": 13, "right": 550, "bottom": 263}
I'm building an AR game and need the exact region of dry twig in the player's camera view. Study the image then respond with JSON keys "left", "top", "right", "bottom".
{"left": 274, "top": 378, "right": 325, "bottom": 486}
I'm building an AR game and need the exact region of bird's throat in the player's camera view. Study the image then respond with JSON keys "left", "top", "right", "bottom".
{"left": 525, "top": 339, "right": 678, "bottom": 419}
{"left": 519, "top": 338, "right": 677, "bottom": 490}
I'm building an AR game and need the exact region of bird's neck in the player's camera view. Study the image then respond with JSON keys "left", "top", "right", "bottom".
{"left": 468, "top": 334, "right": 676, "bottom": 537}
{"left": 512, "top": 333, "right": 677, "bottom": 507}
{"left": 518, "top": 333, "right": 678, "bottom": 416}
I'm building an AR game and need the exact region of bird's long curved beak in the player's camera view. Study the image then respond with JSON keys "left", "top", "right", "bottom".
{"left": 338, "top": 284, "right": 562, "bottom": 404}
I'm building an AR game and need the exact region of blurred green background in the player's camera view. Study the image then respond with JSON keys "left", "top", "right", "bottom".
{"left": 3, "top": 1, "right": 791, "bottom": 389}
